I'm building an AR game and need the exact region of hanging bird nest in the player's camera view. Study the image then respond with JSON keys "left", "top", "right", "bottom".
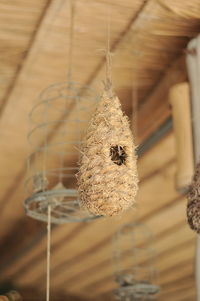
{"left": 77, "top": 88, "right": 138, "bottom": 216}
{"left": 187, "top": 162, "right": 200, "bottom": 233}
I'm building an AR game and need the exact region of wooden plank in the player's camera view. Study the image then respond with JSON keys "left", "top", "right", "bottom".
{"left": 0, "top": 0, "right": 198, "bottom": 247}
{"left": 14, "top": 158, "right": 179, "bottom": 288}
{"left": 138, "top": 56, "right": 186, "bottom": 143}
{"left": 159, "top": 259, "right": 194, "bottom": 287}
{"left": 138, "top": 132, "right": 176, "bottom": 180}
{"left": 15, "top": 286, "right": 88, "bottom": 301}
{"left": 51, "top": 200, "right": 188, "bottom": 291}
{"left": 0, "top": 0, "right": 50, "bottom": 111}
{"left": 85, "top": 243, "right": 195, "bottom": 298}
{"left": 3, "top": 132, "right": 188, "bottom": 300}
{"left": 1, "top": 0, "right": 199, "bottom": 227}
{"left": 0, "top": 129, "right": 191, "bottom": 300}
{"left": 0, "top": 0, "right": 146, "bottom": 242}
{"left": 0, "top": 223, "right": 89, "bottom": 281}
{"left": 2, "top": 2, "right": 199, "bottom": 298}
{"left": 93, "top": 243, "right": 194, "bottom": 300}
{"left": 160, "top": 277, "right": 195, "bottom": 301}
{"left": 96, "top": 272, "right": 195, "bottom": 301}
{"left": 160, "top": 272, "right": 195, "bottom": 299}
{"left": 0, "top": 0, "right": 68, "bottom": 239}
{"left": 78, "top": 228, "right": 195, "bottom": 297}
{"left": 0, "top": 132, "right": 175, "bottom": 279}
{"left": 0, "top": 218, "right": 45, "bottom": 270}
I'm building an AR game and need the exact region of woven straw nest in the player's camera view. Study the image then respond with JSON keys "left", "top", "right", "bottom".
{"left": 187, "top": 163, "right": 200, "bottom": 233}
{"left": 77, "top": 89, "right": 138, "bottom": 216}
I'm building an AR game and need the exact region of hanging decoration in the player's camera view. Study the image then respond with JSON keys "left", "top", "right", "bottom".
{"left": 187, "top": 163, "right": 200, "bottom": 233}
{"left": 24, "top": 1, "right": 100, "bottom": 300}
{"left": 186, "top": 34, "right": 200, "bottom": 301}
{"left": 113, "top": 222, "right": 160, "bottom": 301}
{"left": 186, "top": 35, "right": 200, "bottom": 234}
{"left": 24, "top": 81, "right": 99, "bottom": 224}
{"left": 169, "top": 82, "right": 194, "bottom": 193}
{"left": 24, "top": 1, "right": 99, "bottom": 224}
{"left": 77, "top": 22, "right": 138, "bottom": 217}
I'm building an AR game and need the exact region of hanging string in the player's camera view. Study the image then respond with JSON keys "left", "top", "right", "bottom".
{"left": 104, "top": 12, "right": 113, "bottom": 94}
{"left": 41, "top": 98, "right": 49, "bottom": 192}
{"left": 67, "top": 0, "right": 75, "bottom": 82}
{"left": 46, "top": 205, "right": 51, "bottom": 301}
{"left": 59, "top": 0, "right": 76, "bottom": 185}
{"left": 132, "top": 85, "right": 139, "bottom": 145}
{"left": 30, "top": 1, "right": 66, "bottom": 193}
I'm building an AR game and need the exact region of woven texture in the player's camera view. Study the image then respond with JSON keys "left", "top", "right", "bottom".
{"left": 77, "top": 90, "right": 138, "bottom": 216}
{"left": 187, "top": 163, "right": 200, "bottom": 233}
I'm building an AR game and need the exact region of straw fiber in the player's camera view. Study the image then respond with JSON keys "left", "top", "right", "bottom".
{"left": 187, "top": 163, "right": 200, "bottom": 233}
{"left": 77, "top": 89, "right": 138, "bottom": 216}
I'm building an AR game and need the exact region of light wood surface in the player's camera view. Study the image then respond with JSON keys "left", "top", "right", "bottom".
{"left": 0, "top": 0, "right": 199, "bottom": 300}
{"left": 169, "top": 82, "right": 194, "bottom": 192}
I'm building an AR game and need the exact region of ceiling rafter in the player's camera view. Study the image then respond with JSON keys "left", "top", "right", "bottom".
{"left": 0, "top": 151, "right": 175, "bottom": 278}
{"left": 0, "top": 0, "right": 53, "bottom": 118}
{"left": 75, "top": 237, "right": 194, "bottom": 296}
{"left": 0, "top": 0, "right": 152, "bottom": 273}
{"left": 0, "top": 0, "right": 67, "bottom": 214}
{"left": 0, "top": 0, "right": 148, "bottom": 224}
{"left": 0, "top": 1, "right": 199, "bottom": 299}
{"left": 0, "top": 0, "right": 197, "bottom": 231}
{"left": 138, "top": 56, "right": 186, "bottom": 143}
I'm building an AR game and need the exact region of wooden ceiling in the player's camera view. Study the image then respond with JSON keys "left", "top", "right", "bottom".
{"left": 0, "top": 0, "right": 200, "bottom": 300}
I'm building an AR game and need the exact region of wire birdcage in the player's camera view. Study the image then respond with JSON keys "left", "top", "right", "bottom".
{"left": 113, "top": 222, "right": 160, "bottom": 301}
{"left": 24, "top": 80, "right": 100, "bottom": 224}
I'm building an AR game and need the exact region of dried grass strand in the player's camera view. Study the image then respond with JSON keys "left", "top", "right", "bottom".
{"left": 187, "top": 163, "right": 200, "bottom": 233}
{"left": 77, "top": 90, "right": 138, "bottom": 216}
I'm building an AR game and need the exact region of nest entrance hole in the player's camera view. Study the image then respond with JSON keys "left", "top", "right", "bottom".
{"left": 110, "top": 145, "right": 127, "bottom": 166}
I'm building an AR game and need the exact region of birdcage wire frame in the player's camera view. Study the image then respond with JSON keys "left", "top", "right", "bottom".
{"left": 113, "top": 222, "right": 160, "bottom": 301}
{"left": 24, "top": 80, "right": 101, "bottom": 224}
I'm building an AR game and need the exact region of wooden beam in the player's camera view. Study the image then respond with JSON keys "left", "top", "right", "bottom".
{"left": 0, "top": 222, "right": 88, "bottom": 279}
{"left": 13, "top": 286, "right": 87, "bottom": 301}
{"left": 0, "top": 0, "right": 192, "bottom": 225}
{"left": 161, "top": 276, "right": 195, "bottom": 301}
{"left": 35, "top": 195, "right": 183, "bottom": 289}
{"left": 36, "top": 198, "right": 186, "bottom": 293}
{"left": 0, "top": 0, "right": 195, "bottom": 242}
{"left": 96, "top": 274, "right": 195, "bottom": 301}
{"left": 77, "top": 234, "right": 195, "bottom": 297}
{"left": 13, "top": 159, "right": 180, "bottom": 286}
{"left": 0, "top": 0, "right": 149, "bottom": 249}
{"left": 2, "top": 133, "right": 193, "bottom": 299}
{"left": 0, "top": 0, "right": 149, "bottom": 217}
{"left": 0, "top": 0, "right": 198, "bottom": 296}
{"left": 0, "top": 0, "right": 52, "bottom": 118}
{"left": 0, "top": 0, "right": 67, "bottom": 210}
{"left": 138, "top": 55, "right": 187, "bottom": 143}
{"left": 0, "top": 132, "right": 175, "bottom": 277}
{"left": 0, "top": 218, "right": 46, "bottom": 271}
{"left": 0, "top": 0, "right": 75, "bottom": 271}
{"left": 159, "top": 259, "right": 194, "bottom": 286}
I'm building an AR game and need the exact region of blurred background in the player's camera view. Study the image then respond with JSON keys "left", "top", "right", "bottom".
{"left": 0, "top": 0, "right": 200, "bottom": 300}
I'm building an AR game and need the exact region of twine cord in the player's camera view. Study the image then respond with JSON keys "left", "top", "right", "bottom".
{"left": 42, "top": 101, "right": 49, "bottom": 191}
{"left": 104, "top": 13, "right": 113, "bottom": 93}
{"left": 58, "top": 0, "right": 76, "bottom": 184}
{"left": 132, "top": 86, "right": 138, "bottom": 144}
{"left": 67, "top": 0, "right": 75, "bottom": 82}
{"left": 46, "top": 205, "right": 51, "bottom": 301}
